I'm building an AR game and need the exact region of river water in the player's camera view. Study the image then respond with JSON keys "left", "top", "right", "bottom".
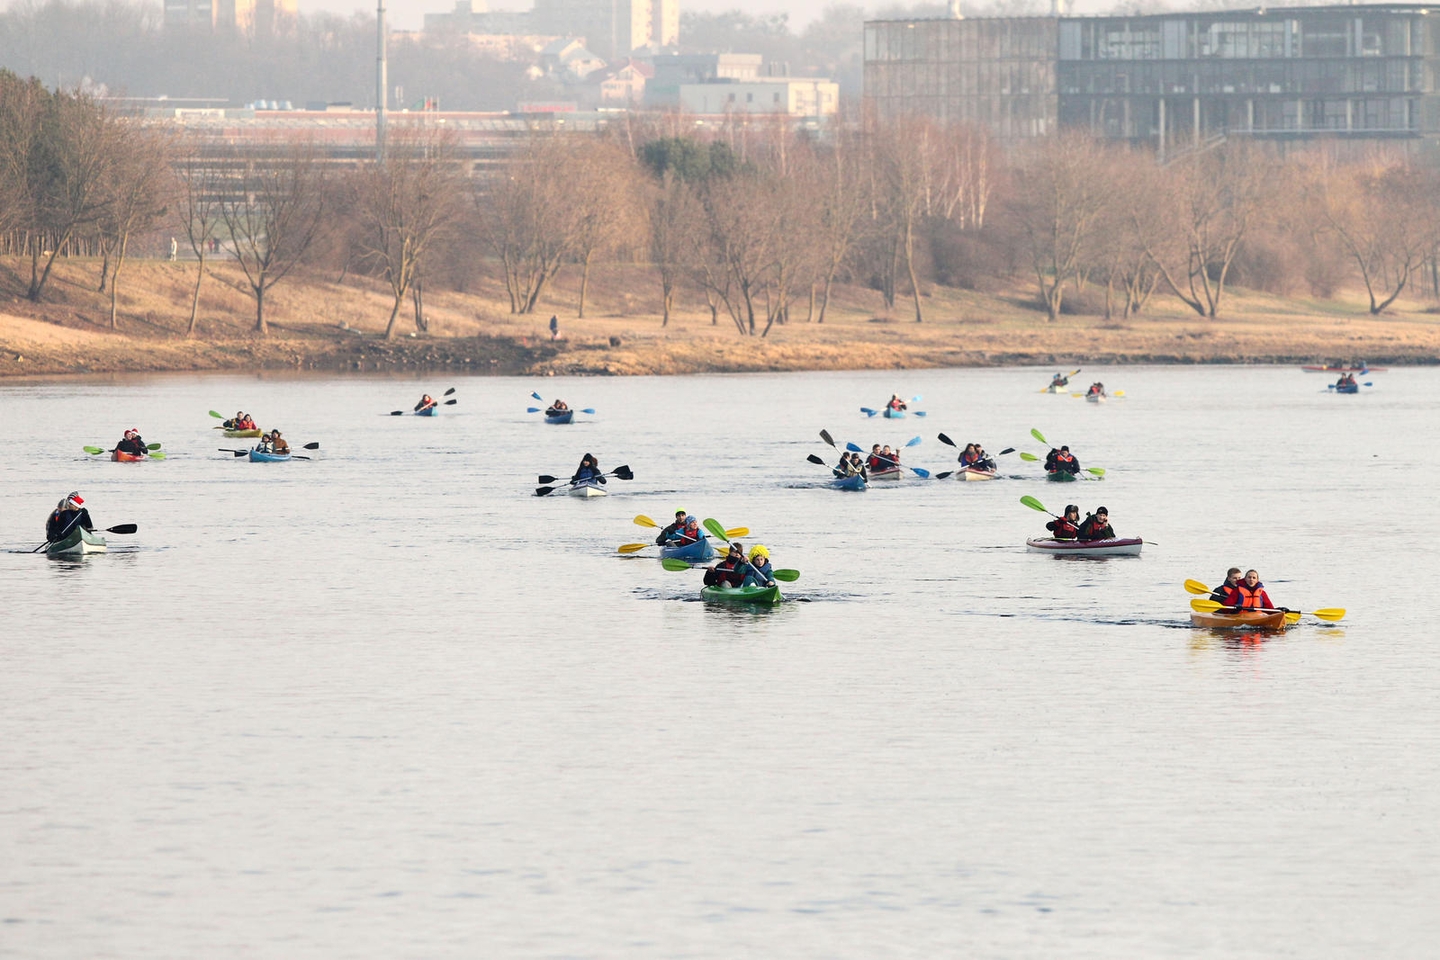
{"left": 1, "top": 366, "right": 1437, "bottom": 958}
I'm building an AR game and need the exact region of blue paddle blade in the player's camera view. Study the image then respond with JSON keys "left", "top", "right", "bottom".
{"left": 913, "top": 411, "right": 927, "bottom": 417}
{"left": 581, "top": 408, "right": 596, "bottom": 414}
{"left": 526, "top": 407, "right": 541, "bottom": 412}
{"left": 911, "top": 466, "right": 931, "bottom": 478}
{"left": 905, "top": 436, "right": 922, "bottom": 447}
{"left": 860, "top": 408, "right": 877, "bottom": 416}
{"left": 1364, "top": 382, "right": 1373, "bottom": 387}
{"left": 911, "top": 395, "right": 922, "bottom": 402}
{"left": 531, "top": 392, "right": 543, "bottom": 401}
{"left": 845, "top": 442, "right": 863, "bottom": 453}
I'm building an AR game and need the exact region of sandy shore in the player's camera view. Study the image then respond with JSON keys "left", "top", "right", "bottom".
{"left": 2, "top": 258, "right": 1437, "bottom": 379}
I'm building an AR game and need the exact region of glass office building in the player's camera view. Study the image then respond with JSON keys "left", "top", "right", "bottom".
{"left": 865, "top": 5, "right": 1440, "bottom": 152}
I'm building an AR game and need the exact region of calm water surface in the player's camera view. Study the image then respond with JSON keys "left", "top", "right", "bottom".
{"left": 2, "top": 366, "right": 1437, "bottom": 958}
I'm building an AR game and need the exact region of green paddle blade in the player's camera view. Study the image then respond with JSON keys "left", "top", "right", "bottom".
{"left": 146, "top": 442, "right": 162, "bottom": 450}
{"left": 702, "top": 518, "right": 729, "bottom": 541}
{"left": 1020, "top": 495, "right": 1048, "bottom": 513}
{"left": 772, "top": 569, "right": 800, "bottom": 582}
{"left": 661, "top": 558, "right": 693, "bottom": 571}
{"left": 208, "top": 410, "right": 223, "bottom": 418}
{"left": 1030, "top": 428, "right": 1048, "bottom": 444}
{"left": 633, "top": 515, "right": 657, "bottom": 528}
{"left": 83, "top": 446, "right": 104, "bottom": 455}
{"left": 148, "top": 451, "right": 166, "bottom": 460}
{"left": 1087, "top": 467, "right": 1106, "bottom": 476}
{"left": 1019, "top": 452, "right": 1039, "bottom": 462}
{"left": 1184, "top": 579, "right": 1212, "bottom": 595}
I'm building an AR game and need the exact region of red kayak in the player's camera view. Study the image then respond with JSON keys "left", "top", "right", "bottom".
{"left": 111, "top": 450, "right": 146, "bottom": 462}
{"left": 1300, "top": 364, "right": 1386, "bottom": 373}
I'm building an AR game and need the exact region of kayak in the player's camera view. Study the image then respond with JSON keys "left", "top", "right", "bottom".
{"left": 661, "top": 538, "right": 715, "bottom": 562}
{"left": 46, "top": 525, "right": 107, "bottom": 556}
{"left": 416, "top": 406, "right": 439, "bottom": 417}
{"left": 1045, "top": 383, "right": 1070, "bottom": 393}
{"left": 569, "top": 478, "right": 607, "bottom": 497}
{"left": 1190, "top": 609, "right": 1288, "bottom": 630}
{"left": 222, "top": 428, "right": 263, "bottom": 438}
{"left": 111, "top": 450, "right": 146, "bottom": 462}
{"left": 955, "top": 466, "right": 997, "bottom": 481}
{"left": 544, "top": 410, "right": 574, "bottom": 425}
{"left": 249, "top": 448, "right": 292, "bottom": 462}
{"left": 1046, "top": 470, "right": 1078, "bottom": 482}
{"left": 701, "top": 583, "right": 782, "bottom": 605}
{"left": 882, "top": 408, "right": 906, "bottom": 419}
{"left": 1302, "top": 365, "right": 1386, "bottom": 373}
{"left": 1085, "top": 393, "right": 1107, "bottom": 403}
{"left": 1331, "top": 383, "right": 1359, "bottom": 394}
{"left": 870, "top": 467, "right": 903, "bottom": 481}
{"left": 832, "top": 473, "right": 868, "bottom": 491}
{"left": 1026, "top": 537, "right": 1143, "bottom": 557}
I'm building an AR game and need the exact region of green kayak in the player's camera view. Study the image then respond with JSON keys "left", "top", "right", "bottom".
{"left": 1046, "top": 471, "right": 1078, "bottom": 482}
{"left": 46, "top": 525, "right": 107, "bottom": 556}
{"left": 700, "top": 584, "right": 783, "bottom": 605}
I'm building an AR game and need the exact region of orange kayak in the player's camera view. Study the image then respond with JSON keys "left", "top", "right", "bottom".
{"left": 1190, "top": 609, "right": 1288, "bottom": 630}
{"left": 111, "top": 450, "right": 146, "bottom": 462}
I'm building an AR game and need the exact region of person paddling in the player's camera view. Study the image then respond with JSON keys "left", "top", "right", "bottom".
{"left": 1229, "top": 569, "right": 1279, "bottom": 611}
{"left": 258, "top": 429, "right": 290, "bottom": 455}
{"left": 1076, "top": 506, "right": 1114, "bottom": 541}
{"left": 1050, "top": 372, "right": 1068, "bottom": 389}
{"left": 46, "top": 492, "right": 95, "bottom": 544}
{"left": 1210, "top": 568, "right": 1243, "bottom": 606}
{"left": 887, "top": 394, "right": 907, "bottom": 413}
{"left": 704, "top": 542, "right": 747, "bottom": 588}
{"left": 972, "top": 443, "right": 995, "bottom": 471}
{"left": 1087, "top": 382, "right": 1106, "bottom": 398}
{"left": 571, "top": 453, "right": 604, "bottom": 485}
{"left": 546, "top": 399, "right": 571, "bottom": 417}
{"left": 115, "top": 429, "right": 147, "bottom": 457}
{"left": 415, "top": 394, "right": 436, "bottom": 413}
{"left": 866, "top": 443, "right": 884, "bottom": 471}
{"left": 1045, "top": 504, "right": 1080, "bottom": 540}
{"left": 741, "top": 545, "right": 775, "bottom": 588}
{"left": 1047, "top": 445, "right": 1081, "bottom": 476}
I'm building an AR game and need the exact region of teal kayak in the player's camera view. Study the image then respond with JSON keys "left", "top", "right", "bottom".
{"left": 46, "top": 525, "right": 107, "bottom": 556}
{"left": 700, "top": 584, "right": 782, "bottom": 605}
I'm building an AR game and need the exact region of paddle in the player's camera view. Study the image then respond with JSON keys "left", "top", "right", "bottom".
{"left": 85, "top": 445, "right": 165, "bottom": 459}
{"left": 1020, "top": 495, "right": 1061, "bottom": 518}
{"left": 392, "top": 399, "right": 457, "bottom": 415}
{"left": 820, "top": 429, "right": 836, "bottom": 447}
{"left": 661, "top": 557, "right": 800, "bottom": 581}
{"left": 1031, "top": 428, "right": 1048, "bottom": 445}
{"left": 220, "top": 441, "right": 320, "bottom": 457}
{"left": 1038, "top": 369, "right": 1081, "bottom": 392}
{"left": 33, "top": 522, "right": 138, "bottom": 552}
{"left": 1189, "top": 597, "right": 1345, "bottom": 622}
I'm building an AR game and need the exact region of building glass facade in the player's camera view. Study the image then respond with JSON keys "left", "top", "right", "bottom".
{"left": 864, "top": 5, "right": 1440, "bottom": 151}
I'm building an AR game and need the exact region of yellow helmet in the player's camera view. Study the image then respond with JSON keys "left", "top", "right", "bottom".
{"left": 749, "top": 544, "right": 768, "bottom": 560}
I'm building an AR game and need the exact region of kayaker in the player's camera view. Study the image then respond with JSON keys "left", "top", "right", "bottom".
{"left": 1076, "top": 506, "right": 1114, "bottom": 541}
{"left": 1045, "top": 504, "right": 1080, "bottom": 540}
{"left": 222, "top": 410, "right": 244, "bottom": 428}
{"left": 1049, "top": 446, "right": 1080, "bottom": 476}
{"left": 972, "top": 443, "right": 995, "bottom": 470}
{"left": 850, "top": 452, "right": 868, "bottom": 478}
{"left": 960, "top": 443, "right": 977, "bottom": 465}
{"left": 887, "top": 394, "right": 907, "bottom": 412}
{"left": 415, "top": 394, "right": 436, "bottom": 413}
{"left": 866, "top": 444, "right": 884, "bottom": 471}
{"left": 1210, "top": 568, "right": 1243, "bottom": 606}
{"left": 703, "top": 543, "right": 746, "bottom": 588}
{"left": 742, "top": 545, "right": 775, "bottom": 588}
{"left": 1087, "top": 382, "right": 1106, "bottom": 397}
{"left": 1231, "top": 570, "right": 1278, "bottom": 611}
{"left": 882, "top": 444, "right": 898, "bottom": 466}
{"left": 546, "top": 399, "right": 570, "bottom": 417}
{"left": 236, "top": 413, "right": 256, "bottom": 430}
{"left": 655, "top": 509, "right": 689, "bottom": 544}
{"left": 115, "top": 429, "right": 147, "bottom": 457}
{"left": 258, "top": 430, "right": 290, "bottom": 455}
{"left": 571, "top": 453, "right": 604, "bottom": 485}
{"left": 1050, "top": 372, "right": 1068, "bottom": 388}
{"left": 834, "top": 453, "right": 857, "bottom": 478}
{"left": 46, "top": 492, "right": 94, "bottom": 543}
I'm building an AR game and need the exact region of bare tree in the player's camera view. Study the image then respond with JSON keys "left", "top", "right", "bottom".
{"left": 568, "top": 140, "right": 644, "bottom": 319}
{"left": 649, "top": 171, "right": 703, "bottom": 326}
{"left": 352, "top": 127, "right": 467, "bottom": 339}
{"left": 217, "top": 143, "right": 328, "bottom": 334}
{"left": 1008, "top": 132, "right": 1116, "bottom": 322}
{"left": 0, "top": 72, "right": 46, "bottom": 244}
{"left": 810, "top": 131, "right": 869, "bottom": 323}
{"left": 174, "top": 150, "right": 223, "bottom": 336}
{"left": 873, "top": 114, "right": 943, "bottom": 322}
{"left": 479, "top": 134, "right": 579, "bottom": 315}
{"left": 98, "top": 123, "right": 172, "bottom": 329}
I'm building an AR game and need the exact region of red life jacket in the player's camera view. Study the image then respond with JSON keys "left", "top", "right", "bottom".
{"left": 1048, "top": 518, "right": 1078, "bottom": 538}
{"left": 1234, "top": 584, "right": 1270, "bottom": 609}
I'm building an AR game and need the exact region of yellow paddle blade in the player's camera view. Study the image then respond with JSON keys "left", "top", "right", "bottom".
{"left": 1184, "top": 579, "right": 1213, "bottom": 596}
{"left": 633, "top": 515, "right": 657, "bottom": 528}
{"left": 1114, "top": 390, "right": 1125, "bottom": 397}
{"left": 1312, "top": 608, "right": 1346, "bottom": 622}
{"left": 1191, "top": 598, "right": 1223, "bottom": 612}
{"left": 725, "top": 527, "right": 749, "bottom": 538}
{"left": 1284, "top": 612, "right": 1302, "bottom": 624}
{"left": 617, "top": 543, "right": 651, "bottom": 554}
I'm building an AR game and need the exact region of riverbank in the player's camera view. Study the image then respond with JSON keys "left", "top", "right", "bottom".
{"left": 2, "top": 257, "right": 1437, "bottom": 378}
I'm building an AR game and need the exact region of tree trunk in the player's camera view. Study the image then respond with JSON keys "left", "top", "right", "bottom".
{"left": 817, "top": 273, "right": 835, "bottom": 324}
{"left": 254, "top": 283, "right": 268, "bottom": 335}
{"left": 187, "top": 254, "right": 206, "bottom": 336}
{"left": 577, "top": 250, "right": 593, "bottom": 319}
{"left": 384, "top": 292, "right": 404, "bottom": 339}
{"left": 108, "top": 234, "right": 129, "bottom": 330}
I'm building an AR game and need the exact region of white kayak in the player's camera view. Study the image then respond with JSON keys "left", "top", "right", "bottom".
{"left": 955, "top": 466, "right": 997, "bottom": 481}
{"left": 569, "top": 479, "right": 608, "bottom": 498}
{"left": 1026, "top": 537, "right": 1142, "bottom": 557}
{"left": 1085, "top": 393, "right": 1108, "bottom": 403}
{"left": 870, "top": 467, "right": 903, "bottom": 481}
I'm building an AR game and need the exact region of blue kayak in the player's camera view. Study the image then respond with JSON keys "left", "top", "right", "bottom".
{"left": 544, "top": 410, "right": 574, "bottom": 424}
{"left": 416, "top": 405, "right": 439, "bottom": 416}
{"left": 249, "top": 448, "right": 292, "bottom": 462}
{"left": 831, "top": 473, "right": 868, "bottom": 491}
{"left": 1332, "top": 383, "right": 1359, "bottom": 394}
{"left": 660, "top": 537, "right": 715, "bottom": 563}
{"left": 882, "top": 408, "right": 906, "bottom": 419}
